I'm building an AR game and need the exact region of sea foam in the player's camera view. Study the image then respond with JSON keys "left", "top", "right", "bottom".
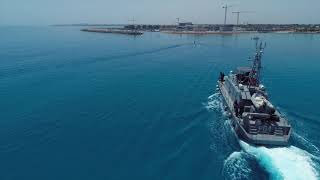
{"left": 240, "top": 141, "right": 319, "bottom": 180}
{"left": 205, "top": 93, "right": 223, "bottom": 111}
{"left": 223, "top": 151, "right": 252, "bottom": 180}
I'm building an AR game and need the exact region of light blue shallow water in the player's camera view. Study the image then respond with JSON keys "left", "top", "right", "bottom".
{"left": 0, "top": 26, "right": 319, "bottom": 180}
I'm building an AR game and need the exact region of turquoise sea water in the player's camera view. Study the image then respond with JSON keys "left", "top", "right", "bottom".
{"left": 0, "top": 26, "right": 319, "bottom": 180}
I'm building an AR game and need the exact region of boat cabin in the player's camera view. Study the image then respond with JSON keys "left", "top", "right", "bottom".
{"left": 235, "top": 67, "right": 258, "bottom": 86}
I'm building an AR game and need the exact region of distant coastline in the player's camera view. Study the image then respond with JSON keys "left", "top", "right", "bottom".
{"left": 51, "top": 23, "right": 125, "bottom": 27}
{"left": 55, "top": 23, "right": 320, "bottom": 35}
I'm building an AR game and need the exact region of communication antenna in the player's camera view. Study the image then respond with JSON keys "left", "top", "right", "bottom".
{"left": 250, "top": 36, "right": 266, "bottom": 85}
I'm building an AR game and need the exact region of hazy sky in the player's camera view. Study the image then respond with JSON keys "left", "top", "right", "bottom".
{"left": 0, "top": 0, "right": 319, "bottom": 25}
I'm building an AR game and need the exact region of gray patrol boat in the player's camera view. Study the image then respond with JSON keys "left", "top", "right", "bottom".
{"left": 217, "top": 37, "right": 291, "bottom": 146}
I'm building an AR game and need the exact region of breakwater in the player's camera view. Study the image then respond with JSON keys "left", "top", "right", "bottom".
{"left": 81, "top": 28, "right": 143, "bottom": 35}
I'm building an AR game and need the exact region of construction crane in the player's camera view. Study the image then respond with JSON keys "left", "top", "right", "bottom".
{"left": 129, "top": 17, "right": 136, "bottom": 26}
{"left": 232, "top": 11, "right": 255, "bottom": 26}
{"left": 222, "top": 4, "right": 233, "bottom": 26}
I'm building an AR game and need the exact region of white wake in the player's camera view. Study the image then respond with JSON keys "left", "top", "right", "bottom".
{"left": 205, "top": 93, "right": 223, "bottom": 111}
{"left": 223, "top": 151, "right": 253, "bottom": 180}
{"left": 240, "top": 141, "right": 319, "bottom": 180}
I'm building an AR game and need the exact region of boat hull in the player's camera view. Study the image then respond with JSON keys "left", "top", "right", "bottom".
{"left": 218, "top": 81, "right": 290, "bottom": 146}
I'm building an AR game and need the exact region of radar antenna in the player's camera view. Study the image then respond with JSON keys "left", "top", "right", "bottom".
{"left": 250, "top": 37, "right": 266, "bottom": 85}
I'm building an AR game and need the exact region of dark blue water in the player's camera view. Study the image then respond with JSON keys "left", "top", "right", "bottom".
{"left": 0, "top": 26, "right": 319, "bottom": 180}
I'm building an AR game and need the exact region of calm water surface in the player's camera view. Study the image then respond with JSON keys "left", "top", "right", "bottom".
{"left": 0, "top": 26, "right": 319, "bottom": 180}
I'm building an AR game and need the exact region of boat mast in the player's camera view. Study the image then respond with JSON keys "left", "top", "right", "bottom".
{"left": 251, "top": 37, "right": 266, "bottom": 85}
